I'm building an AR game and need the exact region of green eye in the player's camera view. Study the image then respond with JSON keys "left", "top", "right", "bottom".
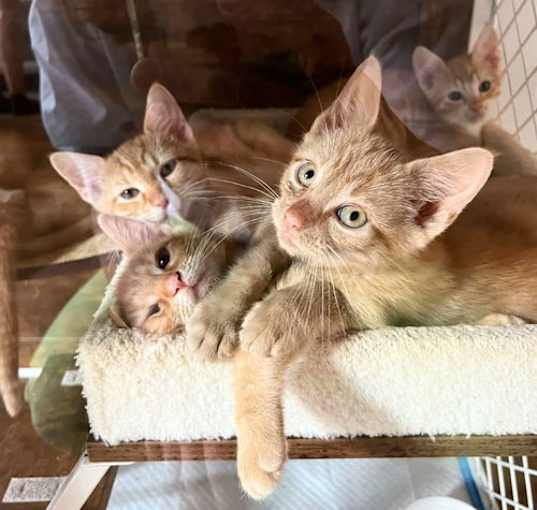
{"left": 336, "top": 205, "right": 367, "bottom": 229}
{"left": 479, "top": 80, "right": 491, "bottom": 93}
{"left": 120, "top": 188, "right": 140, "bottom": 200}
{"left": 296, "top": 163, "right": 316, "bottom": 187}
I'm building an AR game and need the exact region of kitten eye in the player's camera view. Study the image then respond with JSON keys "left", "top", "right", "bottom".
{"left": 448, "top": 91, "right": 463, "bottom": 101}
{"left": 336, "top": 205, "right": 367, "bottom": 229}
{"left": 160, "top": 158, "right": 177, "bottom": 178}
{"left": 296, "top": 163, "right": 316, "bottom": 187}
{"left": 155, "top": 246, "right": 170, "bottom": 270}
{"left": 120, "top": 188, "right": 140, "bottom": 200}
{"left": 147, "top": 303, "right": 160, "bottom": 317}
{"left": 479, "top": 80, "right": 491, "bottom": 93}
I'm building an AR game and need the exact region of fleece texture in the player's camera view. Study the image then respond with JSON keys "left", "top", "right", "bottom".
{"left": 78, "top": 313, "right": 537, "bottom": 445}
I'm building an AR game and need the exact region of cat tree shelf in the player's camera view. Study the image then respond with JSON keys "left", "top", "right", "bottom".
{"left": 86, "top": 435, "right": 537, "bottom": 463}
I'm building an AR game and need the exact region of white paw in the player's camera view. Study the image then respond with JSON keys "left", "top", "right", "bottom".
{"left": 186, "top": 304, "right": 238, "bottom": 361}
{"left": 240, "top": 301, "right": 297, "bottom": 358}
{"left": 477, "top": 313, "right": 528, "bottom": 326}
{"left": 237, "top": 427, "right": 287, "bottom": 499}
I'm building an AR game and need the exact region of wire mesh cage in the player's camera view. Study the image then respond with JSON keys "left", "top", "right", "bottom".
{"left": 491, "top": 0, "right": 537, "bottom": 152}
{"left": 469, "top": 0, "right": 537, "bottom": 508}
{"left": 474, "top": 457, "right": 537, "bottom": 510}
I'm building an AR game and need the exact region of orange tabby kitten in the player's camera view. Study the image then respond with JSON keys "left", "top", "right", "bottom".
{"left": 50, "top": 84, "right": 293, "bottom": 240}
{"left": 98, "top": 214, "right": 241, "bottom": 344}
{"left": 384, "top": 24, "right": 502, "bottom": 152}
{"left": 188, "top": 57, "right": 537, "bottom": 498}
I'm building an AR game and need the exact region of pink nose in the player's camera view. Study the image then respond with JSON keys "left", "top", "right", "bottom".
{"left": 284, "top": 209, "right": 305, "bottom": 232}
{"left": 155, "top": 196, "right": 169, "bottom": 208}
{"left": 166, "top": 272, "right": 187, "bottom": 296}
{"left": 470, "top": 102, "right": 483, "bottom": 113}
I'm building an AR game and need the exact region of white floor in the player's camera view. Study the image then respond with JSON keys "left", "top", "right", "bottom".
{"left": 108, "top": 458, "right": 474, "bottom": 510}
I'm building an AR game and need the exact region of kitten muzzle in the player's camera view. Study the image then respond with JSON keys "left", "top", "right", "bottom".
{"left": 165, "top": 272, "right": 188, "bottom": 297}
{"left": 282, "top": 199, "right": 315, "bottom": 234}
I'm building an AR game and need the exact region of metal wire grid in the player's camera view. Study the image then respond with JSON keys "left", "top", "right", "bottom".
{"left": 474, "top": 457, "right": 537, "bottom": 510}
{"left": 491, "top": 0, "right": 537, "bottom": 153}
{"left": 472, "top": 4, "right": 537, "bottom": 508}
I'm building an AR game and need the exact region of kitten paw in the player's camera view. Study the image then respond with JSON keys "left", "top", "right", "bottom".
{"left": 186, "top": 303, "right": 239, "bottom": 361}
{"left": 240, "top": 300, "right": 301, "bottom": 358}
{"left": 237, "top": 426, "right": 287, "bottom": 499}
{"left": 477, "top": 313, "right": 528, "bottom": 326}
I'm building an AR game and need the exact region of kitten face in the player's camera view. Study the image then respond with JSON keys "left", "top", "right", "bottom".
{"left": 413, "top": 25, "right": 502, "bottom": 133}
{"left": 272, "top": 128, "right": 414, "bottom": 268}
{"left": 115, "top": 234, "right": 227, "bottom": 334}
{"left": 272, "top": 57, "right": 494, "bottom": 270}
{"left": 101, "top": 132, "right": 203, "bottom": 222}
{"left": 49, "top": 84, "right": 204, "bottom": 223}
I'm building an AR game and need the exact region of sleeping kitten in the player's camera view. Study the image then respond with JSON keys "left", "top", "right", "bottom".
{"left": 98, "top": 214, "right": 241, "bottom": 341}
{"left": 187, "top": 56, "right": 536, "bottom": 498}
{"left": 384, "top": 24, "right": 502, "bottom": 152}
{"left": 50, "top": 84, "right": 292, "bottom": 240}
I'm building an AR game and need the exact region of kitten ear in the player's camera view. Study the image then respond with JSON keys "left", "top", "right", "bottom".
{"left": 311, "top": 56, "right": 382, "bottom": 133}
{"left": 144, "top": 83, "right": 194, "bottom": 141}
{"left": 471, "top": 24, "right": 501, "bottom": 73}
{"left": 413, "top": 47, "right": 451, "bottom": 93}
{"left": 49, "top": 152, "right": 105, "bottom": 205}
{"left": 97, "top": 214, "right": 166, "bottom": 253}
{"left": 408, "top": 148, "right": 494, "bottom": 246}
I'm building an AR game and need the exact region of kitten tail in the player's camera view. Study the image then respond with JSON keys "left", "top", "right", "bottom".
{"left": 0, "top": 190, "right": 25, "bottom": 417}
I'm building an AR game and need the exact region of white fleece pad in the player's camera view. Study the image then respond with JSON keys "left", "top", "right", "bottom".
{"left": 78, "top": 316, "right": 537, "bottom": 445}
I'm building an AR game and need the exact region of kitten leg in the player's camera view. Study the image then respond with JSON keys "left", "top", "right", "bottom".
{"left": 233, "top": 350, "right": 287, "bottom": 500}
{"left": 235, "top": 281, "right": 353, "bottom": 499}
{"left": 477, "top": 313, "right": 528, "bottom": 326}
{"left": 186, "top": 222, "right": 291, "bottom": 361}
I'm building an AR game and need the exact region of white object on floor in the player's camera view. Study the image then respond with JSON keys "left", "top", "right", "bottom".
{"left": 61, "top": 369, "right": 82, "bottom": 387}
{"left": 78, "top": 316, "right": 537, "bottom": 444}
{"left": 406, "top": 497, "right": 476, "bottom": 509}
{"left": 107, "top": 458, "right": 472, "bottom": 510}
{"left": 2, "top": 477, "right": 65, "bottom": 503}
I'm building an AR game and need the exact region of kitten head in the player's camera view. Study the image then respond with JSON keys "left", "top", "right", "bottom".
{"left": 413, "top": 25, "right": 502, "bottom": 132}
{"left": 272, "top": 56, "right": 494, "bottom": 269}
{"left": 99, "top": 214, "right": 230, "bottom": 334}
{"left": 49, "top": 84, "right": 202, "bottom": 223}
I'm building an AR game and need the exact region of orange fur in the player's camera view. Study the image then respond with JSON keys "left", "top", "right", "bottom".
{"left": 50, "top": 84, "right": 294, "bottom": 241}
{"left": 110, "top": 222, "right": 241, "bottom": 340}
{"left": 188, "top": 56, "right": 536, "bottom": 498}
{"left": 0, "top": 191, "right": 24, "bottom": 417}
{"left": 406, "top": 24, "right": 502, "bottom": 151}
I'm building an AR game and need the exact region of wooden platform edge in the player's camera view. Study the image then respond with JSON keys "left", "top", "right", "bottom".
{"left": 87, "top": 435, "right": 537, "bottom": 463}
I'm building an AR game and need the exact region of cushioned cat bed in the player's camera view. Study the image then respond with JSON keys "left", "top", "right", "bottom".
{"left": 78, "top": 308, "right": 537, "bottom": 445}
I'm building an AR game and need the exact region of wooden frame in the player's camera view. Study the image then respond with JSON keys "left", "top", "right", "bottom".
{"left": 87, "top": 435, "right": 537, "bottom": 463}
